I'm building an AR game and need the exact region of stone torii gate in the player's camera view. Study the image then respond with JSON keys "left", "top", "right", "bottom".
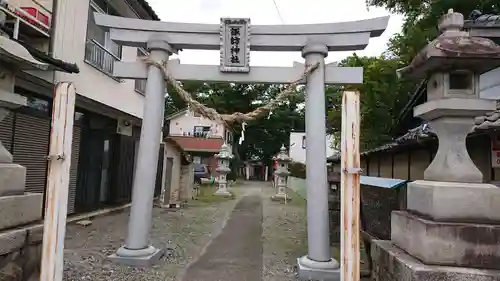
{"left": 94, "top": 14, "right": 388, "bottom": 280}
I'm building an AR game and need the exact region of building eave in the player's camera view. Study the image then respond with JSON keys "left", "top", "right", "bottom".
{"left": 136, "top": 0, "right": 160, "bottom": 21}
{"left": 14, "top": 38, "right": 79, "bottom": 74}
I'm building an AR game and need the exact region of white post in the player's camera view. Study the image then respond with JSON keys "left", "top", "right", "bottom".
{"left": 39, "top": 82, "right": 76, "bottom": 281}
{"left": 110, "top": 40, "right": 171, "bottom": 266}
{"left": 297, "top": 44, "right": 340, "bottom": 281}
{"left": 340, "top": 91, "right": 361, "bottom": 281}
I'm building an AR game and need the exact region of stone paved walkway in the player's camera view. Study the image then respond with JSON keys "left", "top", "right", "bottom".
{"left": 180, "top": 195, "right": 263, "bottom": 281}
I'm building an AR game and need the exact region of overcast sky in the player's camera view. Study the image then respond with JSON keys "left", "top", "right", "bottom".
{"left": 146, "top": 0, "right": 403, "bottom": 66}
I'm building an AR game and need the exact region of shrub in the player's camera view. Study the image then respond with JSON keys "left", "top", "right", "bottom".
{"left": 289, "top": 161, "right": 306, "bottom": 179}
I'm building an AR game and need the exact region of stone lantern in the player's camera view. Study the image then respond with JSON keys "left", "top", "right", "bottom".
{"left": 0, "top": 32, "right": 49, "bottom": 266}
{"left": 214, "top": 143, "right": 233, "bottom": 196}
{"left": 0, "top": 36, "right": 47, "bottom": 196}
{"left": 271, "top": 145, "right": 292, "bottom": 201}
{"left": 372, "top": 9, "right": 500, "bottom": 281}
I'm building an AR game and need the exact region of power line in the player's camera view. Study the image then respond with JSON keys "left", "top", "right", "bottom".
{"left": 271, "top": 0, "right": 284, "bottom": 24}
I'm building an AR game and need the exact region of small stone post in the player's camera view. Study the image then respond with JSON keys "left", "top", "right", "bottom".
{"left": 371, "top": 10, "right": 500, "bottom": 281}
{"left": 271, "top": 145, "right": 292, "bottom": 201}
{"left": 214, "top": 143, "right": 233, "bottom": 197}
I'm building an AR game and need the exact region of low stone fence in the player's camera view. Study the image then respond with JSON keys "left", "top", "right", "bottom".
{"left": 288, "top": 176, "right": 407, "bottom": 244}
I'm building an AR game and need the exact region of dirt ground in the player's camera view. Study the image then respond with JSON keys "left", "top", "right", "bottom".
{"left": 62, "top": 182, "right": 343, "bottom": 281}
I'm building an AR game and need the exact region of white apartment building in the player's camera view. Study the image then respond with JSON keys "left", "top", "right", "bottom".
{"left": 0, "top": 0, "right": 160, "bottom": 214}
{"left": 289, "top": 131, "right": 337, "bottom": 164}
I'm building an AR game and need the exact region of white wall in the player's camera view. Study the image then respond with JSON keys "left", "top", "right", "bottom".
{"left": 289, "top": 132, "right": 337, "bottom": 164}
{"left": 480, "top": 67, "right": 500, "bottom": 101}
{"left": 169, "top": 112, "right": 226, "bottom": 138}
{"left": 20, "top": 0, "right": 147, "bottom": 119}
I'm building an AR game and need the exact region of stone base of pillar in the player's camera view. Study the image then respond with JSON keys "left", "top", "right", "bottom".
{"left": 214, "top": 188, "right": 232, "bottom": 197}
{"left": 372, "top": 240, "right": 500, "bottom": 281}
{"left": 297, "top": 255, "right": 340, "bottom": 281}
{"left": 109, "top": 245, "right": 164, "bottom": 267}
{"left": 0, "top": 193, "right": 43, "bottom": 229}
{"left": 271, "top": 193, "right": 292, "bottom": 202}
{"left": 391, "top": 210, "right": 500, "bottom": 269}
{"left": 407, "top": 180, "right": 500, "bottom": 222}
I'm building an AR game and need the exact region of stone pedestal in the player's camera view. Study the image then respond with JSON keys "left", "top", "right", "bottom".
{"left": 372, "top": 240, "right": 500, "bottom": 281}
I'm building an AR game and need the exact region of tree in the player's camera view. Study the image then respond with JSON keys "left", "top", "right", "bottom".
{"left": 165, "top": 81, "right": 306, "bottom": 165}
{"left": 326, "top": 54, "right": 413, "bottom": 150}
{"left": 367, "top": 0, "right": 500, "bottom": 64}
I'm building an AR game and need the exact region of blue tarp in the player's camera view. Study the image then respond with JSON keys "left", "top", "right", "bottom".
{"left": 360, "top": 176, "right": 407, "bottom": 189}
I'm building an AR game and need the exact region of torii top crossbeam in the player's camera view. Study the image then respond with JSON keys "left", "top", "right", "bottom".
{"left": 94, "top": 14, "right": 389, "bottom": 84}
{"left": 94, "top": 14, "right": 389, "bottom": 52}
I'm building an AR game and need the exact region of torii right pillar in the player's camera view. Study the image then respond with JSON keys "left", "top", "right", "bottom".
{"left": 371, "top": 10, "right": 500, "bottom": 281}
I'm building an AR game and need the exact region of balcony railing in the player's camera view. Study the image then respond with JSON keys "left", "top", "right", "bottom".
{"left": 135, "top": 79, "right": 146, "bottom": 94}
{"left": 0, "top": 3, "right": 51, "bottom": 39}
{"left": 84, "top": 40, "right": 119, "bottom": 77}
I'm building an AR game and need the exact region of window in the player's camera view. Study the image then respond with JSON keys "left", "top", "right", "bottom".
{"left": 134, "top": 48, "right": 148, "bottom": 93}
{"left": 25, "top": 96, "right": 49, "bottom": 113}
{"left": 193, "top": 156, "right": 202, "bottom": 164}
{"left": 85, "top": 0, "right": 122, "bottom": 75}
{"left": 194, "top": 126, "right": 211, "bottom": 137}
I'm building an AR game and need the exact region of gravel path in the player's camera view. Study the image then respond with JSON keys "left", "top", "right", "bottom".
{"left": 62, "top": 182, "right": 312, "bottom": 281}
{"left": 63, "top": 194, "right": 240, "bottom": 281}
{"left": 261, "top": 185, "right": 307, "bottom": 281}
{"left": 181, "top": 195, "right": 263, "bottom": 281}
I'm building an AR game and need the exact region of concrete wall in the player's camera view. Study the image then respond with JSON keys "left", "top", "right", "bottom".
{"left": 13, "top": 0, "right": 147, "bottom": 119}
{"left": 480, "top": 67, "right": 500, "bottom": 100}
{"left": 289, "top": 132, "right": 337, "bottom": 164}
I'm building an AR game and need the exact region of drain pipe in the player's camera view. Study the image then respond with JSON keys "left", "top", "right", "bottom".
{"left": 48, "top": 0, "right": 58, "bottom": 56}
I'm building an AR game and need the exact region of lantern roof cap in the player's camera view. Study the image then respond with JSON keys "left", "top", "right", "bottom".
{"left": 397, "top": 9, "right": 500, "bottom": 81}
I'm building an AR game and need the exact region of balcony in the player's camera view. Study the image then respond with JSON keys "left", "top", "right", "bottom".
{"left": 0, "top": 1, "right": 51, "bottom": 41}
{"left": 84, "top": 39, "right": 119, "bottom": 77}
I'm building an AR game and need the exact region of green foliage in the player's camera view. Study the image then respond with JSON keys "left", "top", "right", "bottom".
{"left": 323, "top": 0, "right": 500, "bottom": 151}
{"left": 326, "top": 54, "right": 414, "bottom": 150}
{"left": 289, "top": 162, "right": 306, "bottom": 179}
{"left": 165, "top": 82, "right": 306, "bottom": 164}
{"left": 367, "top": 0, "right": 500, "bottom": 64}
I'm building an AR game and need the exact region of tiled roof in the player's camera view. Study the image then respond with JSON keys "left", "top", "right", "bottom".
{"left": 474, "top": 108, "right": 500, "bottom": 131}
{"left": 137, "top": 0, "right": 160, "bottom": 21}
{"left": 164, "top": 137, "right": 191, "bottom": 164}
{"left": 14, "top": 39, "right": 79, "bottom": 73}
{"left": 327, "top": 123, "right": 435, "bottom": 162}
{"left": 167, "top": 136, "right": 224, "bottom": 153}
{"left": 467, "top": 10, "right": 500, "bottom": 27}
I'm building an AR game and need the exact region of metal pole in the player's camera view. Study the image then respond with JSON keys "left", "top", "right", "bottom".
{"left": 40, "top": 82, "right": 76, "bottom": 281}
{"left": 340, "top": 90, "right": 361, "bottom": 281}
{"left": 303, "top": 44, "right": 330, "bottom": 261}
{"left": 111, "top": 40, "right": 170, "bottom": 266}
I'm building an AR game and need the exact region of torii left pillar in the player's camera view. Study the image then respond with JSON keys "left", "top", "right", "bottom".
{"left": 109, "top": 40, "right": 173, "bottom": 266}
